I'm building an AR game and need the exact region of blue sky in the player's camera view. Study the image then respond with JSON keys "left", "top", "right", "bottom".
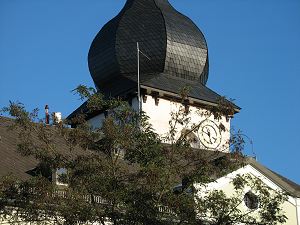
{"left": 1, "top": 0, "right": 300, "bottom": 184}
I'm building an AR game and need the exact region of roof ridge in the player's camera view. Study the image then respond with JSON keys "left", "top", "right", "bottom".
{"left": 246, "top": 157, "right": 300, "bottom": 197}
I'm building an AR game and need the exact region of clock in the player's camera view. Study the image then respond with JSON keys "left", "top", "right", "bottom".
{"left": 198, "top": 119, "right": 222, "bottom": 149}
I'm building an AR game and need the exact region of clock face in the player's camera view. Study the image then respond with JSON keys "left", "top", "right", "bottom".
{"left": 198, "top": 119, "right": 222, "bottom": 149}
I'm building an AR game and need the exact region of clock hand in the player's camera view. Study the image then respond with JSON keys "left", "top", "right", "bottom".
{"left": 202, "top": 128, "right": 211, "bottom": 137}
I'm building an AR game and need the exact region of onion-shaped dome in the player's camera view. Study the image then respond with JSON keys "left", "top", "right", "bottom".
{"left": 88, "top": 0, "right": 209, "bottom": 94}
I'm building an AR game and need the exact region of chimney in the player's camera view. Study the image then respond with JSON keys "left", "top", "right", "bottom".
{"left": 52, "top": 112, "right": 62, "bottom": 125}
{"left": 45, "top": 105, "right": 50, "bottom": 125}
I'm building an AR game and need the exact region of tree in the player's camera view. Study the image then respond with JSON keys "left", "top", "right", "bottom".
{"left": 0, "top": 86, "right": 287, "bottom": 225}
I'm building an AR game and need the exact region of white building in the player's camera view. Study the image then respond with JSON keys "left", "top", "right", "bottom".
{"left": 0, "top": 0, "right": 299, "bottom": 224}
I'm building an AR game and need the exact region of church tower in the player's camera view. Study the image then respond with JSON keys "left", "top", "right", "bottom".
{"left": 68, "top": 0, "right": 240, "bottom": 152}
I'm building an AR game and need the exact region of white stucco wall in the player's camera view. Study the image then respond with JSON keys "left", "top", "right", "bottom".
{"left": 86, "top": 95, "right": 231, "bottom": 152}
{"left": 87, "top": 98, "right": 140, "bottom": 130}
{"left": 296, "top": 197, "right": 300, "bottom": 225}
{"left": 141, "top": 95, "right": 231, "bottom": 152}
{"left": 195, "top": 165, "right": 299, "bottom": 225}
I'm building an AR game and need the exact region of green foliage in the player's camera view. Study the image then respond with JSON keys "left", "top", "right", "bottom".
{"left": 0, "top": 86, "right": 288, "bottom": 225}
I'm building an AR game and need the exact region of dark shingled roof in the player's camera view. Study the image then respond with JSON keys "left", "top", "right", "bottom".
{"left": 68, "top": 0, "right": 240, "bottom": 120}
{"left": 142, "top": 74, "right": 239, "bottom": 107}
{"left": 246, "top": 157, "right": 300, "bottom": 198}
{"left": 89, "top": 0, "right": 209, "bottom": 91}
{"left": 0, "top": 116, "right": 90, "bottom": 180}
{"left": 67, "top": 74, "right": 240, "bottom": 121}
{"left": 0, "top": 116, "right": 38, "bottom": 180}
{"left": 1, "top": 116, "right": 298, "bottom": 196}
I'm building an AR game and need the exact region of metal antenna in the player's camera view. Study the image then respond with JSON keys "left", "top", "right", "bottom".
{"left": 137, "top": 42, "right": 151, "bottom": 113}
{"left": 139, "top": 48, "right": 151, "bottom": 61}
{"left": 137, "top": 42, "right": 141, "bottom": 113}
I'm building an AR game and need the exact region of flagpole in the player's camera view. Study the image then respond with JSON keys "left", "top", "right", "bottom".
{"left": 137, "top": 42, "right": 141, "bottom": 113}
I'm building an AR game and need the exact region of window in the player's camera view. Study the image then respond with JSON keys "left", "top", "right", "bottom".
{"left": 244, "top": 191, "right": 259, "bottom": 210}
{"left": 56, "top": 168, "right": 68, "bottom": 186}
{"left": 181, "top": 128, "right": 199, "bottom": 148}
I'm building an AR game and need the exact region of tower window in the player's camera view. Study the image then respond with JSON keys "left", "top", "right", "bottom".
{"left": 181, "top": 128, "right": 199, "bottom": 147}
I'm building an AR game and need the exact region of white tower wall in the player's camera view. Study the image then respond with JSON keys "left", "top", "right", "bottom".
{"left": 87, "top": 95, "right": 231, "bottom": 152}
{"left": 141, "top": 95, "right": 231, "bottom": 152}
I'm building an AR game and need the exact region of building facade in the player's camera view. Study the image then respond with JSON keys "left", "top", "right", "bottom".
{"left": 67, "top": 0, "right": 300, "bottom": 223}
{"left": 1, "top": 0, "right": 300, "bottom": 224}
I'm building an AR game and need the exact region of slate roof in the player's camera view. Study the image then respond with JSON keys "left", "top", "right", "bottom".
{"left": 0, "top": 116, "right": 38, "bottom": 180}
{"left": 1, "top": 116, "right": 299, "bottom": 197}
{"left": 142, "top": 74, "right": 240, "bottom": 108}
{"left": 89, "top": 0, "right": 209, "bottom": 91}
{"left": 67, "top": 74, "right": 240, "bottom": 121}
{"left": 0, "top": 116, "right": 90, "bottom": 180}
{"left": 69, "top": 0, "right": 240, "bottom": 120}
{"left": 246, "top": 157, "right": 300, "bottom": 198}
